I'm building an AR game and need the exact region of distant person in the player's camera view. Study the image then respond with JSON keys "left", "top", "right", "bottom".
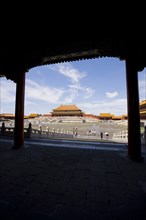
{"left": 106, "top": 133, "right": 109, "bottom": 139}
{"left": 1, "top": 122, "right": 5, "bottom": 135}
{"left": 74, "top": 127, "right": 78, "bottom": 138}
{"left": 73, "top": 127, "right": 77, "bottom": 137}
{"left": 100, "top": 132, "right": 103, "bottom": 140}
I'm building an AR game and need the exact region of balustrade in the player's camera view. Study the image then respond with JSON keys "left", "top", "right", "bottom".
{"left": 0, "top": 122, "right": 73, "bottom": 139}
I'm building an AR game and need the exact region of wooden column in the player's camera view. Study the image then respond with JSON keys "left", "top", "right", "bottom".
{"left": 126, "top": 57, "right": 143, "bottom": 161}
{"left": 13, "top": 71, "right": 25, "bottom": 149}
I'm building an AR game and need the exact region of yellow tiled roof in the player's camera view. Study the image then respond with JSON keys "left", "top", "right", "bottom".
{"left": 140, "top": 100, "right": 146, "bottom": 106}
{"left": 100, "top": 113, "right": 113, "bottom": 117}
{"left": 29, "top": 113, "right": 39, "bottom": 117}
{"left": 140, "top": 110, "right": 146, "bottom": 114}
{"left": 1, "top": 113, "right": 15, "bottom": 117}
{"left": 53, "top": 104, "right": 81, "bottom": 111}
{"left": 24, "top": 116, "right": 29, "bottom": 119}
{"left": 112, "top": 116, "right": 122, "bottom": 119}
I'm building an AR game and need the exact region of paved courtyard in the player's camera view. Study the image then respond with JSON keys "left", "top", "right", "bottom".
{"left": 0, "top": 138, "right": 146, "bottom": 219}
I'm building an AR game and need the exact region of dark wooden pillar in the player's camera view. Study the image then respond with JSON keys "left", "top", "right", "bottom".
{"left": 126, "top": 57, "right": 143, "bottom": 161}
{"left": 13, "top": 71, "right": 25, "bottom": 149}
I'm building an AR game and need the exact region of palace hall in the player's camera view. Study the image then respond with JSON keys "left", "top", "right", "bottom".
{"left": 140, "top": 100, "right": 146, "bottom": 119}
{"left": 51, "top": 104, "right": 83, "bottom": 117}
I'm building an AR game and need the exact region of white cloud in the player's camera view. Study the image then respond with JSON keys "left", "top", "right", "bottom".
{"left": 68, "top": 84, "right": 95, "bottom": 100}
{"left": 49, "top": 63, "right": 95, "bottom": 101}
{"left": 84, "top": 88, "right": 95, "bottom": 99}
{"left": 0, "top": 78, "right": 16, "bottom": 103}
{"left": 0, "top": 78, "right": 16, "bottom": 113}
{"left": 49, "top": 63, "right": 86, "bottom": 83}
{"left": 139, "top": 77, "right": 146, "bottom": 101}
{"left": 79, "top": 99, "right": 127, "bottom": 116}
{"left": 68, "top": 83, "right": 81, "bottom": 90}
{"left": 63, "top": 88, "right": 78, "bottom": 103}
{"left": 106, "top": 91, "right": 119, "bottom": 98}
{"left": 25, "top": 79, "right": 65, "bottom": 103}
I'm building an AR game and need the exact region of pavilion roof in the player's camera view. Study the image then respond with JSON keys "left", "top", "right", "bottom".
{"left": 112, "top": 115, "right": 122, "bottom": 119}
{"left": 140, "top": 100, "right": 146, "bottom": 106}
{"left": 0, "top": 113, "right": 15, "bottom": 117}
{"left": 140, "top": 110, "right": 146, "bottom": 114}
{"left": 99, "top": 113, "right": 113, "bottom": 117}
{"left": 53, "top": 104, "right": 81, "bottom": 111}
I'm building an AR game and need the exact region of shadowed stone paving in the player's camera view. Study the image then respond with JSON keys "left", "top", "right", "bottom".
{"left": 0, "top": 139, "right": 146, "bottom": 219}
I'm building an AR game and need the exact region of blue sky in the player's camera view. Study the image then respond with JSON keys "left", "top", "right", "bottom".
{"left": 0, "top": 57, "right": 146, "bottom": 116}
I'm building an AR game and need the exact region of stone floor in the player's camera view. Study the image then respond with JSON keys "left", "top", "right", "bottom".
{"left": 0, "top": 138, "right": 146, "bottom": 219}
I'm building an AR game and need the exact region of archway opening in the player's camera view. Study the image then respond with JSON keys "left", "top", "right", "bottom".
{"left": 23, "top": 57, "right": 128, "bottom": 142}
{"left": 1, "top": 57, "right": 145, "bottom": 144}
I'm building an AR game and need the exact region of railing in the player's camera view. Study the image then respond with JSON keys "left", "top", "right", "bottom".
{"left": 113, "top": 130, "right": 128, "bottom": 139}
{"left": 1, "top": 122, "right": 146, "bottom": 145}
{"left": 112, "top": 128, "right": 146, "bottom": 146}
{"left": 0, "top": 123, "right": 74, "bottom": 139}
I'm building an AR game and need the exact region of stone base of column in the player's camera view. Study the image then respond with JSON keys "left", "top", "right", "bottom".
{"left": 11, "top": 144, "right": 27, "bottom": 149}
{"left": 128, "top": 154, "right": 144, "bottom": 162}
